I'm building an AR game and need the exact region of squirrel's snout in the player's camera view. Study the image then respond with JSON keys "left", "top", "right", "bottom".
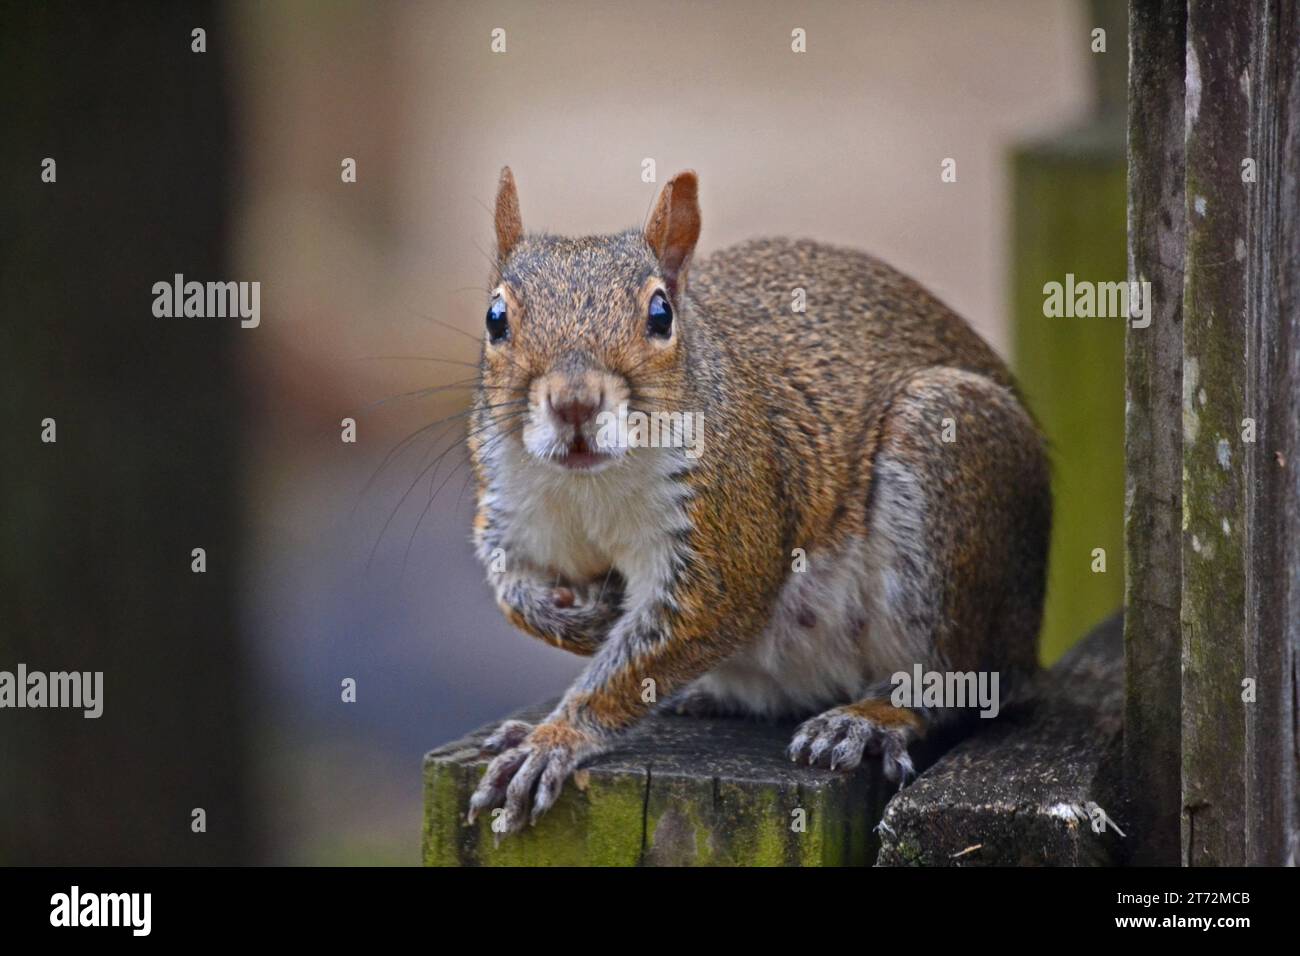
{"left": 548, "top": 395, "right": 601, "bottom": 429}
{"left": 525, "top": 367, "right": 627, "bottom": 470}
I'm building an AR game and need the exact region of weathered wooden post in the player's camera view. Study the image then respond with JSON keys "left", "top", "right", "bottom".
{"left": 1125, "top": 0, "right": 1300, "bottom": 865}
{"left": 425, "top": 703, "right": 892, "bottom": 866}
{"left": 1124, "top": 0, "right": 1187, "bottom": 868}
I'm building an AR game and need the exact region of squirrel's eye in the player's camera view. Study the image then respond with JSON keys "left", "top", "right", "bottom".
{"left": 486, "top": 297, "right": 509, "bottom": 343}
{"left": 647, "top": 290, "right": 673, "bottom": 338}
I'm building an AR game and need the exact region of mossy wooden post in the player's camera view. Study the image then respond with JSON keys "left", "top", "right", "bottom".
{"left": 1124, "top": 0, "right": 1186, "bottom": 867}
{"left": 1011, "top": 0, "right": 1128, "bottom": 665}
{"left": 424, "top": 703, "right": 892, "bottom": 866}
{"left": 1126, "top": 0, "right": 1300, "bottom": 865}
{"left": 1178, "top": 0, "right": 1298, "bottom": 866}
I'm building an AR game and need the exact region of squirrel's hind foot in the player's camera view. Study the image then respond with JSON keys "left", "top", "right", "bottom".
{"left": 787, "top": 699, "right": 924, "bottom": 784}
{"left": 666, "top": 688, "right": 742, "bottom": 718}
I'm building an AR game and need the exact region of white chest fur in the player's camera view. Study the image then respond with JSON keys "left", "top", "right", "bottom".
{"left": 488, "top": 442, "right": 691, "bottom": 610}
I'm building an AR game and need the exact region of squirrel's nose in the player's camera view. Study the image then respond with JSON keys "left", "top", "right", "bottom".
{"left": 549, "top": 396, "right": 599, "bottom": 428}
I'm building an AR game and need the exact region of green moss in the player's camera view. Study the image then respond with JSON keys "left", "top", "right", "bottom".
{"left": 466, "top": 772, "right": 645, "bottom": 866}
{"left": 424, "top": 742, "right": 882, "bottom": 866}
{"left": 800, "top": 794, "right": 833, "bottom": 865}
{"left": 1177, "top": 150, "right": 1249, "bottom": 851}
{"left": 421, "top": 757, "right": 466, "bottom": 867}
{"left": 580, "top": 776, "right": 651, "bottom": 864}
{"left": 712, "top": 780, "right": 786, "bottom": 866}
{"left": 748, "top": 793, "right": 789, "bottom": 867}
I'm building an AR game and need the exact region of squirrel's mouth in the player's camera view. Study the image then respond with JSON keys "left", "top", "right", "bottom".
{"left": 554, "top": 434, "right": 611, "bottom": 471}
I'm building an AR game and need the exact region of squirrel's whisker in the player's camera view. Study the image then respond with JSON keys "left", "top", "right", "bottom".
{"left": 354, "top": 354, "right": 481, "bottom": 371}
{"left": 357, "top": 379, "right": 515, "bottom": 414}
{"left": 404, "top": 402, "right": 527, "bottom": 477}
{"left": 367, "top": 409, "right": 529, "bottom": 570}
{"left": 353, "top": 402, "right": 525, "bottom": 522}
{"left": 404, "top": 308, "right": 537, "bottom": 381}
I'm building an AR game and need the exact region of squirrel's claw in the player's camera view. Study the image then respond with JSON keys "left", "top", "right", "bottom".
{"left": 467, "top": 722, "right": 593, "bottom": 837}
{"left": 501, "top": 749, "right": 550, "bottom": 831}
{"left": 788, "top": 707, "right": 918, "bottom": 785}
{"left": 528, "top": 750, "right": 574, "bottom": 826}
{"left": 466, "top": 746, "right": 528, "bottom": 825}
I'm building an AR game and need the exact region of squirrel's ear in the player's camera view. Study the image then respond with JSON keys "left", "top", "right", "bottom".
{"left": 494, "top": 166, "right": 523, "bottom": 261}
{"left": 645, "top": 171, "right": 701, "bottom": 299}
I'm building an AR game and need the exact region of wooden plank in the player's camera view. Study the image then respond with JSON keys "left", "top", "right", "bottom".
{"left": 1178, "top": 0, "right": 1300, "bottom": 867}
{"left": 1241, "top": 0, "right": 1300, "bottom": 866}
{"left": 1123, "top": 0, "right": 1187, "bottom": 866}
{"left": 1179, "top": 0, "right": 1255, "bottom": 866}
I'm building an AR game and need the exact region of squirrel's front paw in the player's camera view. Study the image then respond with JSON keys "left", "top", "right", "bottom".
{"left": 787, "top": 702, "right": 921, "bottom": 784}
{"left": 498, "top": 573, "right": 623, "bottom": 654}
{"left": 466, "top": 721, "right": 597, "bottom": 833}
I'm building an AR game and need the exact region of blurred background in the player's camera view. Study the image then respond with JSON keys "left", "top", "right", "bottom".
{"left": 1, "top": 0, "right": 1125, "bottom": 864}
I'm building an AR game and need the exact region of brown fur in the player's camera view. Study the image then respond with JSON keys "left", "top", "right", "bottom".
{"left": 493, "top": 167, "right": 523, "bottom": 260}
{"left": 843, "top": 698, "right": 925, "bottom": 731}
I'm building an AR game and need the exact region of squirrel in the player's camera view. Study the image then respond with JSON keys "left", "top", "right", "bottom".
{"left": 465, "top": 167, "right": 1050, "bottom": 833}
